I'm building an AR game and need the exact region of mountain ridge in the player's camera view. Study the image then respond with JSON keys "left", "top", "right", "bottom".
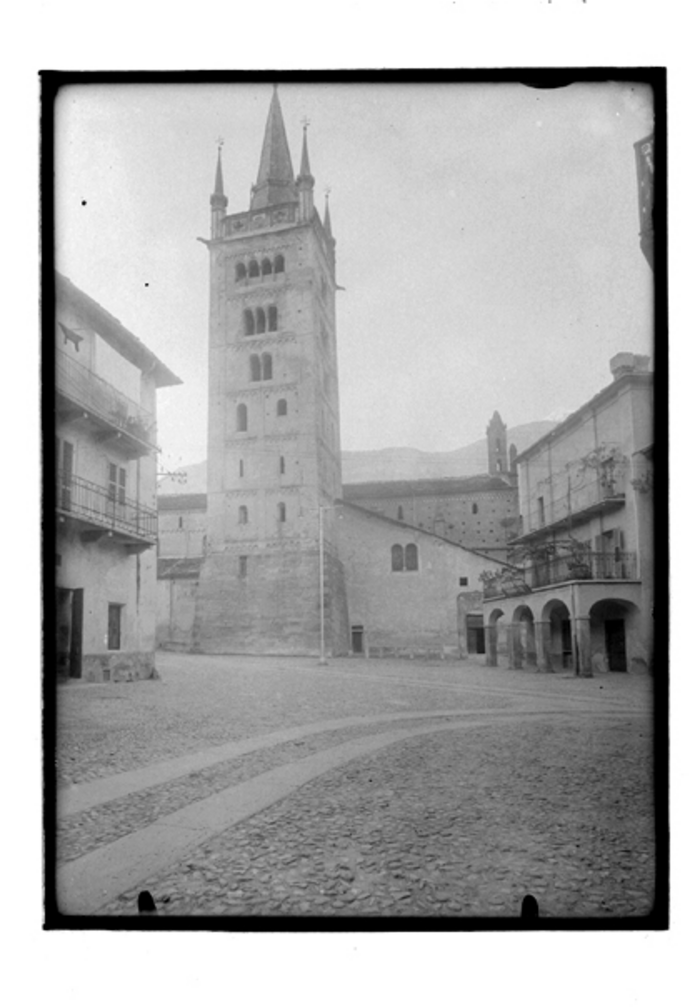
{"left": 157, "top": 420, "right": 558, "bottom": 495}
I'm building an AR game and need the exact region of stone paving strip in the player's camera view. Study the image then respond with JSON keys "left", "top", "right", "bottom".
{"left": 57, "top": 708, "right": 648, "bottom": 916}
{"left": 99, "top": 716, "right": 654, "bottom": 919}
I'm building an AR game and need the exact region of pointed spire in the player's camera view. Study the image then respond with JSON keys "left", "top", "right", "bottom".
{"left": 214, "top": 146, "right": 225, "bottom": 198}
{"left": 323, "top": 189, "right": 333, "bottom": 237}
{"left": 299, "top": 122, "right": 313, "bottom": 181}
{"left": 251, "top": 86, "right": 297, "bottom": 211}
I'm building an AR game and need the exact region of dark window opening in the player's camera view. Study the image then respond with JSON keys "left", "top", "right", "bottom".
{"left": 268, "top": 305, "right": 278, "bottom": 331}
{"left": 277, "top": 398, "right": 287, "bottom": 417}
{"left": 459, "top": 576, "right": 468, "bottom": 586}
{"left": 280, "top": 456, "right": 285, "bottom": 474}
{"left": 262, "top": 352, "right": 272, "bottom": 380}
{"left": 537, "top": 496, "right": 545, "bottom": 526}
{"left": 274, "top": 254, "right": 285, "bottom": 273}
{"left": 236, "top": 404, "right": 248, "bottom": 432}
{"left": 178, "top": 516, "right": 183, "bottom": 530}
{"left": 391, "top": 544, "right": 404, "bottom": 572}
{"left": 238, "top": 505, "right": 248, "bottom": 525}
{"left": 235, "top": 262, "right": 247, "bottom": 281}
{"left": 278, "top": 502, "right": 286, "bottom": 523}
{"left": 248, "top": 259, "right": 260, "bottom": 278}
{"left": 405, "top": 543, "right": 418, "bottom": 571}
{"left": 472, "top": 503, "right": 478, "bottom": 514}
{"left": 243, "top": 309, "right": 255, "bottom": 336}
{"left": 239, "top": 555, "right": 248, "bottom": 577}
{"left": 261, "top": 258, "right": 272, "bottom": 276}
{"left": 397, "top": 506, "right": 404, "bottom": 521}
{"left": 255, "top": 307, "right": 266, "bottom": 334}
{"left": 239, "top": 459, "right": 244, "bottom": 477}
{"left": 108, "top": 463, "right": 127, "bottom": 504}
{"left": 249, "top": 354, "right": 261, "bottom": 381}
{"left": 107, "top": 604, "right": 122, "bottom": 651}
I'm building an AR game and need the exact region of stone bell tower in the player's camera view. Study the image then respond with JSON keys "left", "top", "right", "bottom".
{"left": 195, "top": 86, "right": 349, "bottom": 655}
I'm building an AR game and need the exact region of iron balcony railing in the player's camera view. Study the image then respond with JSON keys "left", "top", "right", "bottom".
{"left": 56, "top": 473, "right": 157, "bottom": 543}
{"left": 483, "top": 551, "right": 638, "bottom": 599}
{"left": 56, "top": 350, "right": 156, "bottom": 449}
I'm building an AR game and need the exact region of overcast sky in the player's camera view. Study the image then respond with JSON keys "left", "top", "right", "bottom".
{"left": 55, "top": 80, "right": 654, "bottom": 471}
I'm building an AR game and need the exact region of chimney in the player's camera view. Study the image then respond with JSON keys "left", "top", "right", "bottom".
{"left": 610, "top": 352, "right": 650, "bottom": 381}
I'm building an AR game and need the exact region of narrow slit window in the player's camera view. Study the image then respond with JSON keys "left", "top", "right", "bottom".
{"left": 236, "top": 403, "right": 248, "bottom": 432}
{"left": 280, "top": 456, "right": 285, "bottom": 475}
{"left": 277, "top": 398, "right": 287, "bottom": 417}
{"left": 268, "top": 305, "right": 278, "bottom": 331}
{"left": 278, "top": 502, "right": 286, "bottom": 523}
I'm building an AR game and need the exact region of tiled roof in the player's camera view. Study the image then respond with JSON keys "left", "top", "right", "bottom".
{"left": 157, "top": 493, "right": 207, "bottom": 511}
{"left": 342, "top": 475, "right": 513, "bottom": 500}
{"left": 157, "top": 557, "right": 203, "bottom": 579}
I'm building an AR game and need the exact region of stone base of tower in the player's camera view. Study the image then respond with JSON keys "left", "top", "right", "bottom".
{"left": 193, "top": 545, "right": 350, "bottom": 657}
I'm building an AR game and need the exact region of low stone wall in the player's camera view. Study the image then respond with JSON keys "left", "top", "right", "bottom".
{"left": 81, "top": 651, "right": 158, "bottom": 683}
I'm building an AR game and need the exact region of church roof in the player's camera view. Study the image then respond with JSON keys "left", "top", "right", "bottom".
{"left": 342, "top": 474, "right": 512, "bottom": 500}
{"left": 158, "top": 493, "right": 207, "bottom": 511}
{"left": 251, "top": 86, "right": 298, "bottom": 211}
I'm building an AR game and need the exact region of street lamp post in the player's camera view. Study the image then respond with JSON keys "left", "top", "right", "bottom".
{"left": 318, "top": 503, "right": 339, "bottom": 665}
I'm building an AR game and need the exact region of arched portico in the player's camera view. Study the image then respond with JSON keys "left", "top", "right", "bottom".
{"left": 588, "top": 597, "right": 643, "bottom": 673}
{"left": 511, "top": 605, "right": 537, "bottom": 669}
{"left": 541, "top": 599, "right": 573, "bottom": 672}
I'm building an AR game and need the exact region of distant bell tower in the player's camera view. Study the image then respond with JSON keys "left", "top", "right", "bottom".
{"left": 195, "top": 86, "right": 349, "bottom": 655}
{"left": 487, "top": 411, "right": 508, "bottom": 476}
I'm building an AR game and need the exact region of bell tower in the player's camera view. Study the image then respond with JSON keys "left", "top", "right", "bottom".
{"left": 487, "top": 411, "right": 508, "bottom": 477}
{"left": 195, "top": 86, "right": 349, "bottom": 655}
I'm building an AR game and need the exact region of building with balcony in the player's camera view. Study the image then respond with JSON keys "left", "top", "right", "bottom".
{"left": 55, "top": 273, "right": 181, "bottom": 681}
{"left": 481, "top": 352, "right": 653, "bottom": 676}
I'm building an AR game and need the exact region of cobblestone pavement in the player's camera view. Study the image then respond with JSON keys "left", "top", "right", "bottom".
{"left": 56, "top": 654, "right": 655, "bottom": 918}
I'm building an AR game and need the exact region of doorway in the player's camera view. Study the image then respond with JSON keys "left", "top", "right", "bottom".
{"left": 605, "top": 618, "right": 627, "bottom": 671}
{"left": 351, "top": 625, "right": 364, "bottom": 655}
{"left": 56, "top": 587, "right": 83, "bottom": 678}
{"left": 466, "top": 614, "right": 485, "bottom": 654}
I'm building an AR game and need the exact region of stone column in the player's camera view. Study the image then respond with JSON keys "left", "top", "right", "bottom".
{"left": 508, "top": 624, "right": 522, "bottom": 669}
{"left": 486, "top": 623, "right": 498, "bottom": 667}
{"left": 534, "top": 620, "right": 553, "bottom": 673}
{"left": 574, "top": 617, "right": 592, "bottom": 678}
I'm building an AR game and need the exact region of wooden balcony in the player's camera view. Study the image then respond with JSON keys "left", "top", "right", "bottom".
{"left": 56, "top": 350, "right": 156, "bottom": 458}
{"left": 483, "top": 551, "right": 638, "bottom": 600}
{"left": 56, "top": 473, "right": 157, "bottom": 550}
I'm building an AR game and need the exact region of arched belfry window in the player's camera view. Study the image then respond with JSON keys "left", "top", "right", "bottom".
{"left": 267, "top": 305, "right": 278, "bottom": 331}
{"left": 255, "top": 307, "right": 266, "bottom": 334}
{"left": 274, "top": 254, "right": 285, "bottom": 274}
{"left": 405, "top": 544, "right": 418, "bottom": 571}
{"left": 391, "top": 544, "right": 404, "bottom": 572}
{"left": 248, "top": 259, "right": 260, "bottom": 278}
{"left": 472, "top": 503, "right": 478, "bottom": 515}
{"left": 262, "top": 353, "right": 272, "bottom": 381}
{"left": 236, "top": 403, "right": 248, "bottom": 432}
{"left": 261, "top": 258, "right": 272, "bottom": 276}
{"left": 278, "top": 502, "right": 286, "bottom": 523}
{"left": 397, "top": 506, "right": 404, "bottom": 521}
{"left": 249, "top": 355, "right": 261, "bottom": 382}
{"left": 238, "top": 505, "right": 248, "bottom": 525}
{"left": 243, "top": 309, "right": 255, "bottom": 336}
{"left": 235, "top": 262, "right": 247, "bottom": 281}
{"left": 277, "top": 399, "right": 287, "bottom": 417}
